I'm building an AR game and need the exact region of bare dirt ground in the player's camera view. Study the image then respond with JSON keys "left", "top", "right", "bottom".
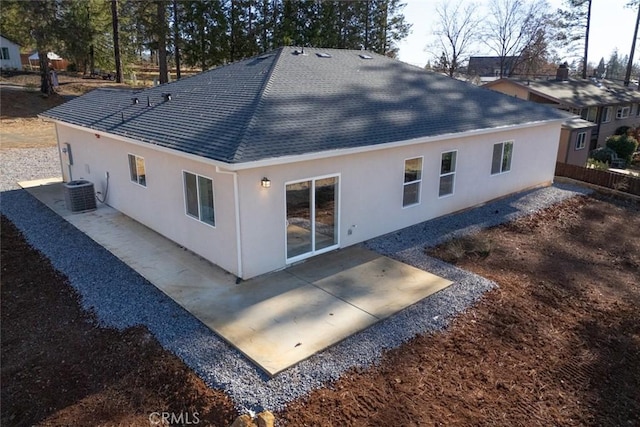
{"left": 1, "top": 72, "right": 128, "bottom": 149}
{"left": 2, "top": 194, "right": 638, "bottom": 426}
{"left": 2, "top": 84, "right": 639, "bottom": 426}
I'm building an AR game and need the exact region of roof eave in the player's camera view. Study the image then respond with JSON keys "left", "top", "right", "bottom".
{"left": 227, "top": 118, "right": 567, "bottom": 171}
{"left": 43, "top": 117, "right": 234, "bottom": 169}
{"left": 41, "top": 114, "right": 567, "bottom": 173}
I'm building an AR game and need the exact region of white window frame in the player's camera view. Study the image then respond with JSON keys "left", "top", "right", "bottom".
{"left": 575, "top": 132, "right": 587, "bottom": 150}
{"left": 583, "top": 106, "right": 597, "bottom": 123}
{"left": 0, "top": 47, "right": 9, "bottom": 60}
{"left": 439, "top": 150, "right": 457, "bottom": 198}
{"left": 616, "top": 106, "right": 630, "bottom": 119}
{"left": 491, "top": 141, "right": 513, "bottom": 175}
{"left": 183, "top": 170, "right": 215, "bottom": 227}
{"left": 284, "top": 173, "right": 341, "bottom": 263}
{"left": 602, "top": 106, "right": 612, "bottom": 123}
{"left": 128, "top": 153, "right": 146, "bottom": 187}
{"left": 402, "top": 156, "right": 423, "bottom": 207}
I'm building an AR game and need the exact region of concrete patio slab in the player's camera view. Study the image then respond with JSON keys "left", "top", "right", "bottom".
{"left": 19, "top": 179, "right": 452, "bottom": 376}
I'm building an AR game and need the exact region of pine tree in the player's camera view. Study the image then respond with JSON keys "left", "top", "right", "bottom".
{"left": 556, "top": 0, "right": 592, "bottom": 79}
{"left": 596, "top": 57, "right": 605, "bottom": 78}
{"left": 112, "top": 0, "right": 124, "bottom": 82}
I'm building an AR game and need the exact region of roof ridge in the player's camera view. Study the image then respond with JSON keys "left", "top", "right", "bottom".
{"left": 230, "top": 47, "right": 284, "bottom": 163}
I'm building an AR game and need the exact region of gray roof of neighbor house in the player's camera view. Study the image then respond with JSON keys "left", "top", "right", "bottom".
{"left": 0, "top": 34, "right": 21, "bottom": 46}
{"left": 485, "top": 78, "right": 640, "bottom": 109}
{"left": 42, "top": 47, "right": 569, "bottom": 164}
{"left": 467, "top": 56, "right": 519, "bottom": 77}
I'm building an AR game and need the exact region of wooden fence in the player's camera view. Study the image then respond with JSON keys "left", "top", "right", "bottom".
{"left": 555, "top": 162, "right": 640, "bottom": 196}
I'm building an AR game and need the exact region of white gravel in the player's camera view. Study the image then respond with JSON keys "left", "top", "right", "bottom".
{"left": 0, "top": 147, "right": 592, "bottom": 412}
{"left": 0, "top": 147, "right": 61, "bottom": 191}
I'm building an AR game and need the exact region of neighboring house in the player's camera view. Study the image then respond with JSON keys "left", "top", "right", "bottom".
{"left": 485, "top": 66, "right": 640, "bottom": 153}
{"left": 558, "top": 117, "right": 597, "bottom": 166}
{"left": 0, "top": 35, "right": 22, "bottom": 71}
{"left": 41, "top": 47, "right": 568, "bottom": 280}
{"left": 468, "top": 56, "right": 520, "bottom": 81}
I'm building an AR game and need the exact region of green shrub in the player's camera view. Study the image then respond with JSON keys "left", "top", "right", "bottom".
{"left": 606, "top": 134, "right": 639, "bottom": 166}
{"left": 586, "top": 158, "right": 609, "bottom": 170}
{"left": 589, "top": 147, "right": 617, "bottom": 163}
{"left": 614, "top": 126, "right": 631, "bottom": 136}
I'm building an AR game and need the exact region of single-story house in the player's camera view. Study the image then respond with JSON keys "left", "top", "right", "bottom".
{"left": 41, "top": 47, "right": 568, "bottom": 280}
{"left": 485, "top": 65, "right": 640, "bottom": 154}
{"left": 0, "top": 35, "right": 22, "bottom": 71}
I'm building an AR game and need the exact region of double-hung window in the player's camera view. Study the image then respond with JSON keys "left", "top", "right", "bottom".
{"left": 184, "top": 171, "right": 215, "bottom": 226}
{"left": 575, "top": 132, "right": 587, "bottom": 150}
{"left": 403, "top": 157, "right": 422, "bottom": 207}
{"left": 491, "top": 141, "right": 513, "bottom": 175}
{"left": 616, "top": 106, "right": 630, "bottom": 119}
{"left": 602, "top": 106, "right": 612, "bottom": 123}
{"left": 439, "top": 151, "right": 457, "bottom": 197}
{"left": 580, "top": 106, "right": 597, "bottom": 123}
{"left": 128, "top": 154, "right": 146, "bottom": 186}
{"left": 0, "top": 47, "right": 9, "bottom": 60}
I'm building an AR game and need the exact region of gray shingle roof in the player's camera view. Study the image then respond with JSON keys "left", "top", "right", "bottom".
{"left": 42, "top": 47, "right": 569, "bottom": 164}
{"left": 486, "top": 78, "right": 640, "bottom": 108}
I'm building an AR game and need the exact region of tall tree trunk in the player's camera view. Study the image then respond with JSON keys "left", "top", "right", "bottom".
{"left": 581, "top": 0, "right": 592, "bottom": 79}
{"left": 90, "top": 44, "right": 95, "bottom": 75}
{"left": 173, "top": 0, "right": 181, "bottom": 79}
{"left": 111, "top": 0, "right": 124, "bottom": 83}
{"left": 38, "top": 51, "right": 53, "bottom": 95}
{"left": 157, "top": 1, "right": 168, "bottom": 84}
{"left": 624, "top": 4, "right": 640, "bottom": 86}
{"left": 230, "top": 0, "right": 237, "bottom": 62}
{"left": 364, "top": 1, "right": 370, "bottom": 50}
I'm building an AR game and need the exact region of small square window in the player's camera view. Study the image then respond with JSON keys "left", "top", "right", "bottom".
{"left": 128, "top": 154, "right": 146, "bottom": 186}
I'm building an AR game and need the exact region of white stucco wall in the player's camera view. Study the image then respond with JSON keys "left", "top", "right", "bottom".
{"left": 236, "top": 121, "right": 561, "bottom": 278}
{"left": 54, "top": 120, "right": 560, "bottom": 280}
{"left": 0, "top": 36, "right": 22, "bottom": 70}
{"left": 55, "top": 124, "right": 240, "bottom": 276}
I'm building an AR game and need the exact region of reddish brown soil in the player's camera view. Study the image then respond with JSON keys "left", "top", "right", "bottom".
{"left": 2, "top": 194, "right": 639, "bottom": 426}
{"left": 277, "top": 194, "right": 640, "bottom": 426}
{"left": 0, "top": 217, "right": 238, "bottom": 427}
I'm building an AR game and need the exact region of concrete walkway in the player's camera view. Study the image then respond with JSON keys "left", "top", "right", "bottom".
{"left": 21, "top": 179, "right": 452, "bottom": 376}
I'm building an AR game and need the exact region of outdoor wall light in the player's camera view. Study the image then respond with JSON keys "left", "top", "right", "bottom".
{"left": 261, "top": 177, "right": 271, "bottom": 188}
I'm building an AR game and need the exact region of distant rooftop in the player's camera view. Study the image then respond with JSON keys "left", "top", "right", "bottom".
{"left": 486, "top": 77, "right": 640, "bottom": 108}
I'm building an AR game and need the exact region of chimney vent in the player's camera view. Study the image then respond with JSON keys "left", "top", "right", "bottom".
{"left": 556, "top": 63, "right": 569, "bottom": 82}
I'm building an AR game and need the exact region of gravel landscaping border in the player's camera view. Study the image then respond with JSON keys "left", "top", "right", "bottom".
{"left": 1, "top": 156, "right": 591, "bottom": 412}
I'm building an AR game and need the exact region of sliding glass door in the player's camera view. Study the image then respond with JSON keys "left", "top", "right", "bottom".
{"left": 286, "top": 175, "right": 339, "bottom": 262}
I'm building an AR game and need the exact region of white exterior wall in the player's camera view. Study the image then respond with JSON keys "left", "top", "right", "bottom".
{"left": 236, "top": 122, "right": 561, "bottom": 278}
{"left": 54, "top": 121, "right": 560, "bottom": 280}
{"left": 55, "top": 124, "right": 240, "bottom": 276}
{"left": 0, "top": 36, "right": 22, "bottom": 70}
